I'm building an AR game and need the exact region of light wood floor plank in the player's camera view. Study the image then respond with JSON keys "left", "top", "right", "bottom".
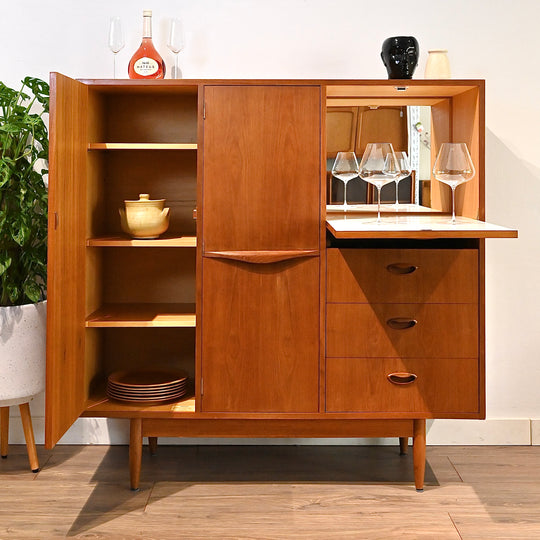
{"left": 1, "top": 445, "right": 540, "bottom": 539}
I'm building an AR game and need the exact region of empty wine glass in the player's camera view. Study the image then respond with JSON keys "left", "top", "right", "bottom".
{"left": 432, "top": 142, "right": 475, "bottom": 224}
{"left": 167, "top": 18, "right": 185, "bottom": 79}
{"left": 331, "top": 151, "right": 359, "bottom": 211}
{"left": 393, "top": 151, "right": 412, "bottom": 207}
{"left": 359, "top": 143, "right": 400, "bottom": 224}
{"left": 108, "top": 17, "right": 125, "bottom": 79}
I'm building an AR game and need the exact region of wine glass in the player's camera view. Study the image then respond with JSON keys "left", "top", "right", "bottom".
{"left": 108, "top": 17, "right": 125, "bottom": 79}
{"left": 393, "top": 151, "right": 412, "bottom": 207}
{"left": 358, "top": 143, "right": 400, "bottom": 224}
{"left": 331, "top": 151, "right": 359, "bottom": 211}
{"left": 167, "top": 18, "right": 185, "bottom": 79}
{"left": 432, "top": 142, "right": 475, "bottom": 224}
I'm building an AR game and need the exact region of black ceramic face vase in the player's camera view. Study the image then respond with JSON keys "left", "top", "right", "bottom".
{"left": 381, "top": 36, "right": 419, "bottom": 79}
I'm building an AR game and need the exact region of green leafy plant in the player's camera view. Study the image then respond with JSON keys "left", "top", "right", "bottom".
{"left": 0, "top": 77, "right": 49, "bottom": 306}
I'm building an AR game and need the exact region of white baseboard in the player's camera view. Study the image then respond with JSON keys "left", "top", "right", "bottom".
{"left": 3, "top": 415, "right": 536, "bottom": 446}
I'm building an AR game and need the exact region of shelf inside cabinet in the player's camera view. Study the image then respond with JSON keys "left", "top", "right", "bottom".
{"left": 88, "top": 143, "right": 197, "bottom": 150}
{"left": 87, "top": 235, "right": 197, "bottom": 247}
{"left": 84, "top": 391, "right": 196, "bottom": 417}
{"left": 86, "top": 303, "right": 196, "bottom": 327}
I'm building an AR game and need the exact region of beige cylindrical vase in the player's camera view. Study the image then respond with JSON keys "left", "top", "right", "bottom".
{"left": 425, "top": 49, "right": 451, "bottom": 79}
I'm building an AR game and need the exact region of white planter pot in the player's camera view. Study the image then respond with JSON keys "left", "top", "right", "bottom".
{"left": 0, "top": 301, "right": 46, "bottom": 407}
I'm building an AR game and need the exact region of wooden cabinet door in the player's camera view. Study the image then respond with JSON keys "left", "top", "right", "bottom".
{"left": 202, "top": 85, "right": 320, "bottom": 252}
{"left": 45, "top": 73, "right": 88, "bottom": 447}
{"left": 201, "top": 256, "right": 320, "bottom": 412}
{"left": 201, "top": 85, "right": 321, "bottom": 412}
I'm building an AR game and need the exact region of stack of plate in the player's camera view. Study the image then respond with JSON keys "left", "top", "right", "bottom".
{"left": 106, "top": 369, "right": 188, "bottom": 403}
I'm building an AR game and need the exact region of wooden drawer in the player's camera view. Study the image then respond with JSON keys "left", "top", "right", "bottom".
{"left": 326, "top": 303, "right": 478, "bottom": 358}
{"left": 327, "top": 248, "right": 478, "bottom": 304}
{"left": 326, "top": 357, "right": 479, "bottom": 413}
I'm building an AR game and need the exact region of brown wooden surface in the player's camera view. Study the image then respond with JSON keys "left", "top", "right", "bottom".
{"left": 204, "top": 249, "right": 318, "bottom": 263}
{"left": 202, "top": 85, "right": 320, "bottom": 251}
{"left": 85, "top": 303, "right": 196, "bottom": 327}
{"left": 148, "top": 436, "right": 158, "bottom": 455}
{"left": 399, "top": 436, "right": 408, "bottom": 454}
{"left": 98, "top": 150, "right": 197, "bottom": 237}
{"left": 0, "top": 407, "right": 8, "bottom": 457}
{"left": 18, "top": 403, "right": 39, "bottom": 472}
{"left": 326, "top": 303, "right": 478, "bottom": 358}
{"left": 327, "top": 248, "right": 478, "bottom": 304}
{"left": 413, "top": 419, "right": 426, "bottom": 490}
{"left": 88, "top": 143, "right": 197, "bottom": 150}
{"left": 46, "top": 73, "right": 88, "bottom": 448}
{"left": 142, "top": 418, "right": 413, "bottom": 438}
{"left": 201, "top": 256, "right": 319, "bottom": 413}
{"left": 326, "top": 107, "right": 358, "bottom": 158}
{"left": 86, "top": 235, "right": 197, "bottom": 247}
{"left": 100, "top": 248, "right": 196, "bottom": 304}
{"left": 129, "top": 418, "right": 142, "bottom": 490}
{"left": 325, "top": 357, "right": 479, "bottom": 415}
{"left": 91, "top": 91, "right": 198, "bottom": 144}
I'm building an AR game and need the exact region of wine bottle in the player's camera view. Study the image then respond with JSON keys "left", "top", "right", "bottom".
{"left": 128, "top": 10, "right": 166, "bottom": 79}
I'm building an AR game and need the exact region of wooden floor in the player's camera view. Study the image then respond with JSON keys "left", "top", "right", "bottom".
{"left": 1, "top": 444, "right": 540, "bottom": 539}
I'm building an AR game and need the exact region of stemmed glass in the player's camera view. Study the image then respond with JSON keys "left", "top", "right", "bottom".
{"left": 432, "top": 142, "right": 475, "bottom": 224}
{"left": 331, "top": 151, "right": 359, "bottom": 211}
{"left": 359, "top": 143, "right": 400, "bottom": 224}
{"left": 167, "top": 18, "right": 185, "bottom": 79}
{"left": 108, "top": 17, "right": 125, "bottom": 79}
{"left": 393, "top": 151, "right": 412, "bottom": 207}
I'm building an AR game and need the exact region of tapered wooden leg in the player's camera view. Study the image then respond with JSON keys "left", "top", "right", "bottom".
{"left": 19, "top": 403, "right": 39, "bottom": 473}
{"left": 399, "top": 436, "right": 408, "bottom": 455}
{"left": 129, "top": 418, "right": 143, "bottom": 491}
{"left": 148, "top": 436, "right": 158, "bottom": 456}
{"left": 413, "top": 419, "right": 426, "bottom": 492}
{"left": 1, "top": 407, "right": 9, "bottom": 458}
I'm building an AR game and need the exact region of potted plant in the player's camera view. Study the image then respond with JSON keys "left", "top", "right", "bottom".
{"left": 0, "top": 77, "right": 49, "bottom": 472}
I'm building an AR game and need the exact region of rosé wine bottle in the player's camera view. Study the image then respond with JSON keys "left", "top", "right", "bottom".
{"left": 128, "top": 10, "right": 166, "bottom": 79}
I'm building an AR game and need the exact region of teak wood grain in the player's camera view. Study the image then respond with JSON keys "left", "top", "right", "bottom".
{"left": 326, "top": 303, "right": 478, "bottom": 359}
{"left": 202, "top": 85, "right": 320, "bottom": 251}
{"left": 201, "top": 257, "right": 320, "bottom": 413}
{"left": 327, "top": 248, "right": 478, "bottom": 304}
{"left": 46, "top": 73, "right": 88, "bottom": 448}
{"left": 326, "top": 357, "right": 479, "bottom": 415}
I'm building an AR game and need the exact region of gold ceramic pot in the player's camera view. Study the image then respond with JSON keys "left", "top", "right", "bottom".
{"left": 119, "top": 194, "right": 170, "bottom": 239}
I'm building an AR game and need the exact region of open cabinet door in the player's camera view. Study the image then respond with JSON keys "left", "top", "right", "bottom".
{"left": 45, "top": 73, "right": 88, "bottom": 447}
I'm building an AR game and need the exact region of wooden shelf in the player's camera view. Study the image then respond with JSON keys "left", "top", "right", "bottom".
{"left": 326, "top": 214, "right": 518, "bottom": 240}
{"left": 87, "top": 143, "right": 197, "bottom": 150}
{"left": 87, "top": 235, "right": 197, "bottom": 247}
{"left": 84, "top": 390, "right": 196, "bottom": 417}
{"left": 86, "top": 303, "right": 196, "bottom": 328}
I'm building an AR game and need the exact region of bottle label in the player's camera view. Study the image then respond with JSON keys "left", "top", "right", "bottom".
{"left": 134, "top": 57, "right": 159, "bottom": 76}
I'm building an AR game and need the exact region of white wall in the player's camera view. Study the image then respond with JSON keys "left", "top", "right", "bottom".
{"left": 4, "top": 0, "right": 540, "bottom": 445}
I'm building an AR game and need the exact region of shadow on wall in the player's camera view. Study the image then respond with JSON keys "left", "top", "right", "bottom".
{"left": 484, "top": 129, "right": 540, "bottom": 417}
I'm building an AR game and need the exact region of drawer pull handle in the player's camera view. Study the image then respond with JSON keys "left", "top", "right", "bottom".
{"left": 386, "top": 263, "right": 418, "bottom": 275}
{"left": 386, "top": 318, "right": 417, "bottom": 330}
{"left": 387, "top": 372, "right": 418, "bottom": 385}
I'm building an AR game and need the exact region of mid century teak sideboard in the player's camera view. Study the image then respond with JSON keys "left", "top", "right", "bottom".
{"left": 46, "top": 74, "right": 517, "bottom": 490}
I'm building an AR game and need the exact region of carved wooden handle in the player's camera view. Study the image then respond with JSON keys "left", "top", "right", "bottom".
{"left": 204, "top": 250, "right": 319, "bottom": 264}
{"left": 386, "top": 318, "right": 417, "bottom": 330}
{"left": 387, "top": 372, "right": 418, "bottom": 385}
{"left": 386, "top": 263, "right": 418, "bottom": 275}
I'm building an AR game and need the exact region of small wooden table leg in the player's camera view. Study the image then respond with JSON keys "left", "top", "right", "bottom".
{"left": 19, "top": 403, "right": 39, "bottom": 472}
{"left": 1, "top": 407, "right": 9, "bottom": 458}
{"left": 148, "top": 436, "right": 158, "bottom": 456}
{"left": 129, "top": 418, "right": 143, "bottom": 491}
{"left": 399, "top": 436, "right": 408, "bottom": 455}
{"left": 413, "top": 419, "right": 426, "bottom": 492}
